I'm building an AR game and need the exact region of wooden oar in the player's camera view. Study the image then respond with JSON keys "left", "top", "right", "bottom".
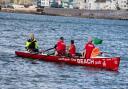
{"left": 31, "top": 48, "right": 55, "bottom": 64}
{"left": 101, "top": 52, "right": 116, "bottom": 54}
{"left": 100, "top": 52, "right": 119, "bottom": 57}
{"left": 41, "top": 47, "right": 55, "bottom": 53}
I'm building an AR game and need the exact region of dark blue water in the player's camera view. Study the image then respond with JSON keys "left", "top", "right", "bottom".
{"left": 0, "top": 12, "right": 128, "bottom": 89}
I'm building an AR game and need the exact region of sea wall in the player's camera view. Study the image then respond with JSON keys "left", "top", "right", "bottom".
{"left": 0, "top": 7, "right": 128, "bottom": 20}
{"left": 43, "top": 8, "right": 128, "bottom": 20}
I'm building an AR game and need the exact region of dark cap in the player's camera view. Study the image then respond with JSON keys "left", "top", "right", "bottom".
{"left": 60, "top": 37, "right": 64, "bottom": 40}
{"left": 71, "top": 40, "right": 74, "bottom": 44}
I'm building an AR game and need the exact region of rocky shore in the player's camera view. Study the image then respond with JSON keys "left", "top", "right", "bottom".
{"left": 0, "top": 7, "right": 128, "bottom": 20}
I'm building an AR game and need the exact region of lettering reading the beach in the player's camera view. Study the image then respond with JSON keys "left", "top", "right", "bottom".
{"left": 58, "top": 58, "right": 95, "bottom": 64}
{"left": 77, "top": 59, "right": 95, "bottom": 64}
{"left": 77, "top": 59, "right": 94, "bottom": 64}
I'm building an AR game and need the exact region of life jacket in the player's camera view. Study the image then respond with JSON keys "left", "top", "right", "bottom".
{"left": 91, "top": 47, "right": 100, "bottom": 58}
{"left": 56, "top": 39, "right": 66, "bottom": 56}
{"left": 25, "top": 41, "right": 31, "bottom": 48}
{"left": 28, "top": 41, "right": 36, "bottom": 49}
{"left": 69, "top": 44, "right": 76, "bottom": 56}
{"left": 85, "top": 42, "right": 95, "bottom": 59}
{"left": 25, "top": 39, "right": 38, "bottom": 49}
{"left": 56, "top": 39, "right": 66, "bottom": 51}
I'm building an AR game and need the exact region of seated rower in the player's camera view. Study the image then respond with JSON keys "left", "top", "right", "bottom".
{"left": 82, "top": 38, "right": 95, "bottom": 59}
{"left": 68, "top": 40, "right": 76, "bottom": 57}
{"left": 25, "top": 33, "right": 39, "bottom": 52}
{"left": 54, "top": 37, "right": 66, "bottom": 56}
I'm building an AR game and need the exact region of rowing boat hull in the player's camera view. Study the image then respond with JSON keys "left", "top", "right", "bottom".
{"left": 15, "top": 51, "right": 120, "bottom": 71}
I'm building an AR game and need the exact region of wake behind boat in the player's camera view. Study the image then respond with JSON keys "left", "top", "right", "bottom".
{"left": 15, "top": 51, "right": 120, "bottom": 71}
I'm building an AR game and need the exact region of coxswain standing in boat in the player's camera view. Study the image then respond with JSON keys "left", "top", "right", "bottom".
{"left": 83, "top": 38, "right": 95, "bottom": 59}
{"left": 68, "top": 40, "right": 76, "bottom": 57}
{"left": 25, "top": 33, "right": 39, "bottom": 52}
{"left": 54, "top": 37, "right": 66, "bottom": 56}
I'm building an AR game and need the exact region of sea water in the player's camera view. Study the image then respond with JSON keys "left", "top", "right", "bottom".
{"left": 0, "top": 12, "right": 128, "bottom": 89}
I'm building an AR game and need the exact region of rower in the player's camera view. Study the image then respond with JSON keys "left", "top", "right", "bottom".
{"left": 68, "top": 40, "right": 76, "bottom": 57}
{"left": 83, "top": 38, "right": 95, "bottom": 59}
{"left": 25, "top": 33, "right": 39, "bottom": 52}
{"left": 54, "top": 37, "right": 66, "bottom": 56}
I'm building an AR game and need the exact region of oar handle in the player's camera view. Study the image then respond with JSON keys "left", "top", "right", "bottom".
{"left": 41, "top": 47, "right": 55, "bottom": 53}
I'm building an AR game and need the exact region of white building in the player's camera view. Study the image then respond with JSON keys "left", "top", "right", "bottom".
{"left": 85, "top": 0, "right": 96, "bottom": 10}
{"left": 94, "top": 0, "right": 117, "bottom": 10}
{"left": 117, "top": 0, "right": 128, "bottom": 10}
{"left": 85, "top": 0, "right": 116, "bottom": 10}
{"left": 56, "top": 0, "right": 62, "bottom": 5}
{"left": 110, "top": 0, "right": 117, "bottom": 10}
{"left": 73, "top": 0, "right": 128, "bottom": 10}
{"left": 37, "top": 0, "right": 50, "bottom": 7}
{"left": 73, "top": 0, "right": 86, "bottom": 9}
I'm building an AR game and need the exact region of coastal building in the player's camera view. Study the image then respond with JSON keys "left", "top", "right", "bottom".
{"left": 37, "top": 0, "right": 50, "bottom": 7}
{"left": 1, "top": 0, "right": 128, "bottom": 10}
{"left": 0, "top": 0, "right": 35, "bottom": 4}
{"left": 11, "top": 0, "right": 33, "bottom": 4}
{"left": 50, "top": 0, "right": 62, "bottom": 8}
{"left": 84, "top": 0, "right": 115, "bottom": 10}
{"left": 94, "top": 0, "right": 117, "bottom": 10}
{"left": 78, "top": 0, "right": 128, "bottom": 10}
{"left": 49, "top": 0, "right": 55, "bottom": 6}
{"left": 73, "top": 0, "right": 86, "bottom": 9}
{"left": 110, "top": 0, "right": 117, "bottom": 10}
{"left": 56, "top": 0, "right": 62, "bottom": 5}
{"left": 49, "top": 0, "right": 73, "bottom": 8}
{"left": 0, "top": 0, "right": 10, "bottom": 4}
{"left": 61, "top": 0, "right": 73, "bottom": 8}
{"left": 117, "top": 0, "right": 128, "bottom": 10}
{"left": 85, "top": 0, "right": 96, "bottom": 10}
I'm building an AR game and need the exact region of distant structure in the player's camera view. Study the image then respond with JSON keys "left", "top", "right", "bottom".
{"left": 73, "top": 0, "right": 85, "bottom": 9}
{"left": 0, "top": 0, "right": 10, "bottom": 4}
{"left": 0, "top": 0, "right": 34, "bottom": 4}
{"left": 37, "top": 0, "right": 50, "bottom": 7}
{"left": 49, "top": 0, "right": 63, "bottom": 8}
{"left": 117, "top": 0, "right": 128, "bottom": 10}
{"left": 12, "top": 0, "right": 33, "bottom": 4}
{"left": 73, "top": 0, "right": 128, "bottom": 10}
{"left": 0, "top": 0, "right": 127, "bottom": 10}
{"left": 84, "top": 0, "right": 117, "bottom": 10}
{"left": 61, "top": 0, "right": 73, "bottom": 8}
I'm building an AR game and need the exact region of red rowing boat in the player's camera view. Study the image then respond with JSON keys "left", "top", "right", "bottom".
{"left": 15, "top": 51, "right": 120, "bottom": 71}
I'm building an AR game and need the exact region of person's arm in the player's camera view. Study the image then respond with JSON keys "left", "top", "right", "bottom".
{"left": 35, "top": 42, "right": 38, "bottom": 49}
{"left": 54, "top": 44, "right": 57, "bottom": 49}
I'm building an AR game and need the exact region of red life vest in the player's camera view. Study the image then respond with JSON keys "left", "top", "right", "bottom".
{"left": 85, "top": 42, "right": 95, "bottom": 59}
{"left": 69, "top": 44, "right": 76, "bottom": 56}
{"left": 56, "top": 39, "right": 66, "bottom": 55}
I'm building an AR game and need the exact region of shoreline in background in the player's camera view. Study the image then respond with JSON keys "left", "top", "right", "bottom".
{"left": 0, "top": 7, "right": 128, "bottom": 20}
